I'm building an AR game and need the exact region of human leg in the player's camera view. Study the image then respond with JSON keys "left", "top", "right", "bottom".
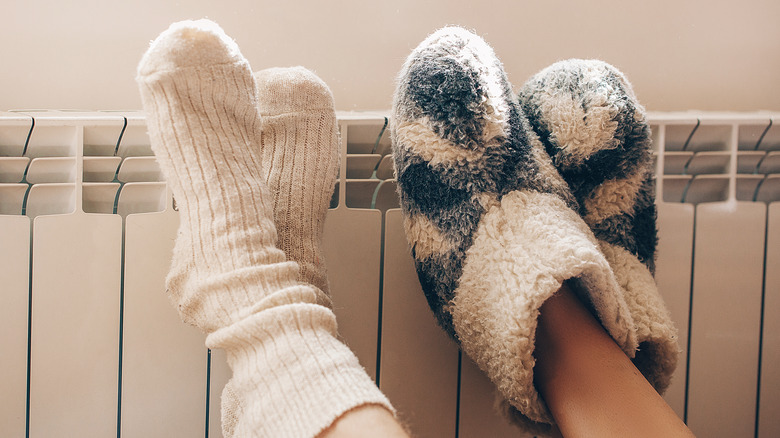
{"left": 137, "top": 19, "right": 397, "bottom": 437}
{"left": 218, "top": 65, "right": 343, "bottom": 436}
{"left": 534, "top": 282, "right": 693, "bottom": 437}
{"left": 242, "top": 64, "right": 411, "bottom": 438}
{"left": 320, "top": 405, "right": 410, "bottom": 438}
{"left": 518, "top": 59, "right": 679, "bottom": 394}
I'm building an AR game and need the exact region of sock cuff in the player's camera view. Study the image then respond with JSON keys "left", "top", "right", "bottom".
{"left": 599, "top": 241, "right": 679, "bottom": 392}
{"left": 206, "top": 304, "right": 394, "bottom": 437}
{"left": 167, "top": 261, "right": 305, "bottom": 333}
{"left": 451, "top": 189, "right": 636, "bottom": 427}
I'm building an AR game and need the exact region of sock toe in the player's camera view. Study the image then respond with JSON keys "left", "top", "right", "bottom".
{"left": 137, "top": 19, "right": 246, "bottom": 77}
{"left": 254, "top": 67, "right": 335, "bottom": 115}
{"left": 395, "top": 26, "right": 512, "bottom": 151}
{"left": 518, "top": 59, "right": 651, "bottom": 187}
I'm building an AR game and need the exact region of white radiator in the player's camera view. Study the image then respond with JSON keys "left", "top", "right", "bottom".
{"left": 0, "top": 110, "right": 778, "bottom": 438}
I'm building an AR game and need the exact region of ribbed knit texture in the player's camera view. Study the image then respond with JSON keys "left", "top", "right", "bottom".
{"left": 255, "top": 67, "right": 339, "bottom": 295}
{"left": 137, "top": 19, "right": 392, "bottom": 438}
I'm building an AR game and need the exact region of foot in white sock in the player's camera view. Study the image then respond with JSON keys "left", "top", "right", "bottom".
{"left": 224, "top": 66, "right": 343, "bottom": 437}
{"left": 137, "top": 19, "right": 392, "bottom": 438}
{"left": 255, "top": 66, "right": 340, "bottom": 295}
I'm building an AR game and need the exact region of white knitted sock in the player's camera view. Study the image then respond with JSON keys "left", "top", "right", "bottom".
{"left": 254, "top": 66, "right": 339, "bottom": 295}
{"left": 222, "top": 67, "right": 341, "bottom": 438}
{"left": 137, "top": 19, "right": 392, "bottom": 438}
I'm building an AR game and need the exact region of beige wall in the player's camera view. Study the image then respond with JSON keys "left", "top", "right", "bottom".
{"left": 2, "top": 0, "right": 778, "bottom": 112}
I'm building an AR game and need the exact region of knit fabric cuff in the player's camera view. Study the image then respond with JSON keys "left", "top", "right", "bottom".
{"left": 599, "top": 241, "right": 679, "bottom": 393}
{"left": 206, "top": 302, "right": 393, "bottom": 438}
{"left": 451, "top": 189, "right": 637, "bottom": 432}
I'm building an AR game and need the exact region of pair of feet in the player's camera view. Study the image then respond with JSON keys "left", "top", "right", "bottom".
{"left": 393, "top": 28, "right": 677, "bottom": 431}
{"left": 137, "top": 20, "right": 677, "bottom": 437}
{"left": 138, "top": 20, "right": 392, "bottom": 438}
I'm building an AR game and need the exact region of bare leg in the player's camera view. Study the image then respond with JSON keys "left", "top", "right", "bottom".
{"left": 534, "top": 283, "right": 694, "bottom": 438}
{"left": 320, "top": 406, "right": 410, "bottom": 438}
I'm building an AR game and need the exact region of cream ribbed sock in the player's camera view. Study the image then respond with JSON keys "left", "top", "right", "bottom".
{"left": 137, "top": 19, "right": 391, "bottom": 438}
{"left": 255, "top": 67, "right": 339, "bottom": 295}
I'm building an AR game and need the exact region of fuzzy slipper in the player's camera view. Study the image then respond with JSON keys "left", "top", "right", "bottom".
{"left": 391, "top": 28, "right": 638, "bottom": 434}
{"left": 518, "top": 59, "right": 679, "bottom": 394}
